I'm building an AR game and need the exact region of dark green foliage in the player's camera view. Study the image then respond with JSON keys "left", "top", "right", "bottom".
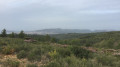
{"left": 1, "top": 29, "right": 7, "bottom": 37}
{"left": 52, "top": 31, "right": 120, "bottom": 49}
{"left": 57, "top": 48, "right": 71, "bottom": 57}
{"left": 116, "top": 44, "right": 120, "bottom": 49}
{"left": 45, "top": 34, "right": 51, "bottom": 42}
{"left": 27, "top": 48, "right": 42, "bottom": 61}
{"left": 27, "top": 52, "right": 37, "bottom": 61}
{"left": 27, "top": 34, "right": 46, "bottom": 42}
{"left": 96, "top": 54, "right": 118, "bottom": 66}
{"left": 95, "top": 38, "right": 116, "bottom": 48}
{"left": 17, "top": 50, "right": 27, "bottom": 59}
{"left": 19, "top": 30, "right": 25, "bottom": 38}
{"left": 71, "top": 46, "right": 92, "bottom": 59}
{"left": 9, "top": 32, "right": 15, "bottom": 38}
{"left": 45, "top": 61, "right": 60, "bottom": 67}
{"left": 27, "top": 52, "right": 41, "bottom": 62}
{"left": 14, "top": 44, "right": 31, "bottom": 52}
{"left": 27, "top": 34, "right": 59, "bottom": 43}
{"left": 51, "top": 38, "right": 58, "bottom": 43}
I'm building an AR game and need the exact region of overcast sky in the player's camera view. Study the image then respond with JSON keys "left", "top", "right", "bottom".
{"left": 0, "top": 0, "right": 120, "bottom": 31}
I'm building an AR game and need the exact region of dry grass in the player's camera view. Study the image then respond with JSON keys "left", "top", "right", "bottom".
{"left": 0, "top": 55, "right": 45, "bottom": 67}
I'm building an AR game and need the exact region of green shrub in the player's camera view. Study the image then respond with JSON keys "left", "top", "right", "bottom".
{"left": 3, "top": 59, "right": 20, "bottom": 67}
{"left": 62, "top": 56, "right": 81, "bottom": 67}
{"left": 0, "top": 41, "right": 8, "bottom": 46}
{"left": 17, "top": 50, "right": 27, "bottom": 59}
{"left": 45, "top": 61, "right": 60, "bottom": 67}
{"left": 71, "top": 46, "right": 92, "bottom": 59}
{"left": 14, "top": 44, "right": 32, "bottom": 52}
{"left": 27, "top": 52, "right": 36, "bottom": 61}
{"left": 2, "top": 46, "right": 15, "bottom": 55}
{"left": 26, "top": 64, "right": 38, "bottom": 67}
{"left": 31, "top": 47, "right": 42, "bottom": 55}
{"left": 96, "top": 54, "right": 117, "bottom": 66}
{"left": 57, "top": 48, "right": 71, "bottom": 57}
{"left": 27, "top": 48, "right": 42, "bottom": 61}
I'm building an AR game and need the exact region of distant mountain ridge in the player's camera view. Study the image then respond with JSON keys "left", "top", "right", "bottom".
{"left": 25, "top": 28, "right": 111, "bottom": 34}
{"left": 5, "top": 28, "right": 112, "bottom": 34}
{"left": 35, "top": 28, "right": 91, "bottom": 34}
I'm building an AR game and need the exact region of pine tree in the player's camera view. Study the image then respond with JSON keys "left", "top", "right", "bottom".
{"left": 1, "top": 29, "right": 7, "bottom": 37}
{"left": 19, "top": 30, "right": 25, "bottom": 38}
{"left": 51, "top": 38, "right": 58, "bottom": 43}
{"left": 10, "top": 32, "right": 15, "bottom": 38}
{"left": 45, "top": 34, "right": 51, "bottom": 42}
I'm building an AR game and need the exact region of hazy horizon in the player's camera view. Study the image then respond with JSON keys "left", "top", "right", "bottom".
{"left": 0, "top": 0, "right": 120, "bottom": 31}
{"left": 0, "top": 27, "right": 119, "bottom": 31}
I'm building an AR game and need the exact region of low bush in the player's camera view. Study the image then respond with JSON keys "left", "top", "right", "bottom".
{"left": 57, "top": 48, "right": 71, "bottom": 57}
{"left": 27, "top": 48, "right": 42, "bottom": 61}
{"left": 2, "top": 46, "right": 15, "bottom": 55}
{"left": 0, "top": 41, "right": 8, "bottom": 46}
{"left": 17, "top": 50, "right": 27, "bottom": 59}
{"left": 3, "top": 59, "right": 20, "bottom": 67}
{"left": 26, "top": 64, "right": 38, "bottom": 67}
{"left": 96, "top": 54, "right": 117, "bottom": 66}
{"left": 71, "top": 46, "right": 92, "bottom": 59}
{"left": 45, "top": 61, "right": 61, "bottom": 67}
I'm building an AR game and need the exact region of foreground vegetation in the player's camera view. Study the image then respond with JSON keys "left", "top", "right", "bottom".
{"left": 0, "top": 29, "right": 120, "bottom": 67}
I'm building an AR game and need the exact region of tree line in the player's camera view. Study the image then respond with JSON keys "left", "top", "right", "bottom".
{"left": 0, "top": 29, "right": 58, "bottom": 43}
{"left": 0, "top": 29, "right": 25, "bottom": 38}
